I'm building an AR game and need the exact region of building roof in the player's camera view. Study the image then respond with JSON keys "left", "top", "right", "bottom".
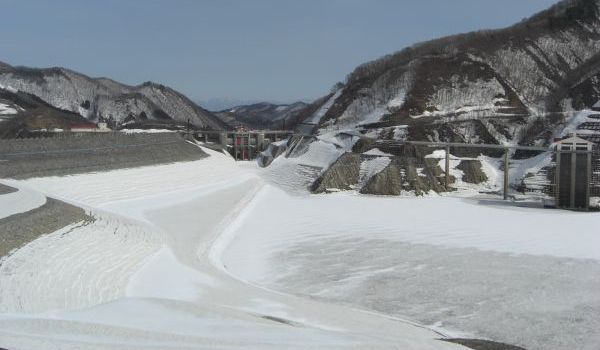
{"left": 70, "top": 122, "right": 98, "bottom": 129}
{"left": 554, "top": 133, "right": 595, "bottom": 150}
{"left": 593, "top": 100, "right": 600, "bottom": 108}
{"left": 556, "top": 135, "right": 594, "bottom": 144}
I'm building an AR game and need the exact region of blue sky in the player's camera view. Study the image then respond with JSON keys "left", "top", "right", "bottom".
{"left": 1, "top": 0, "right": 558, "bottom": 108}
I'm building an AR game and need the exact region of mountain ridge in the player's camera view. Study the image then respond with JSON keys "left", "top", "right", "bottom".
{"left": 215, "top": 101, "right": 308, "bottom": 130}
{"left": 0, "top": 62, "right": 228, "bottom": 130}
{"left": 298, "top": 0, "right": 600, "bottom": 148}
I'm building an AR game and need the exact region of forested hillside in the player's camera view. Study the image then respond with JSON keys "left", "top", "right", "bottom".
{"left": 298, "top": 0, "right": 600, "bottom": 147}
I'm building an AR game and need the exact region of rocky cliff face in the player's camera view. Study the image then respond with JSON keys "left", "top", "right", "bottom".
{"left": 0, "top": 64, "right": 227, "bottom": 130}
{"left": 301, "top": 0, "right": 600, "bottom": 147}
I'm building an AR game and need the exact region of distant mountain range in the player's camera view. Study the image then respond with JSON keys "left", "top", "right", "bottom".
{"left": 0, "top": 63, "right": 228, "bottom": 131}
{"left": 296, "top": 0, "right": 600, "bottom": 147}
{"left": 197, "top": 98, "right": 263, "bottom": 112}
{"left": 3, "top": 0, "right": 600, "bottom": 143}
{"left": 215, "top": 102, "right": 308, "bottom": 130}
{"left": 0, "top": 61, "right": 311, "bottom": 135}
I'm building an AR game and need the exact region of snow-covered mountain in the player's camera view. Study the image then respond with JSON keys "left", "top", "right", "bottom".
{"left": 300, "top": 0, "right": 600, "bottom": 147}
{"left": 215, "top": 102, "right": 308, "bottom": 129}
{"left": 198, "top": 98, "right": 265, "bottom": 112}
{"left": 0, "top": 87, "right": 89, "bottom": 138}
{"left": 0, "top": 63, "right": 228, "bottom": 130}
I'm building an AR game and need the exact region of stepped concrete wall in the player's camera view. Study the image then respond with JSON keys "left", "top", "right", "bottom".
{"left": 0, "top": 132, "right": 206, "bottom": 179}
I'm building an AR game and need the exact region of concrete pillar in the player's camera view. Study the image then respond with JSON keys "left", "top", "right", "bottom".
{"left": 570, "top": 149, "right": 576, "bottom": 208}
{"left": 246, "top": 134, "right": 251, "bottom": 160}
{"left": 257, "top": 133, "right": 265, "bottom": 152}
{"left": 555, "top": 150, "right": 561, "bottom": 207}
{"left": 219, "top": 132, "right": 227, "bottom": 147}
{"left": 445, "top": 146, "right": 450, "bottom": 191}
{"left": 233, "top": 133, "right": 238, "bottom": 161}
{"left": 586, "top": 151, "right": 592, "bottom": 211}
{"left": 503, "top": 148, "right": 509, "bottom": 200}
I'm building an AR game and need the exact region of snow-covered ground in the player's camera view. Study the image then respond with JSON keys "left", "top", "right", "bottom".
{"left": 304, "top": 89, "right": 344, "bottom": 125}
{"left": 221, "top": 187, "right": 600, "bottom": 350}
{"left": 0, "top": 103, "right": 18, "bottom": 115}
{"left": 0, "top": 148, "right": 462, "bottom": 350}
{"left": 0, "top": 186, "right": 46, "bottom": 219}
{"left": 1, "top": 142, "right": 599, "bottom": 350}
{"left": 0, "top": 101, "right": 19, "bottom": 121}
{"left": 251, "top": 138, "right": 346, "bottom": 194}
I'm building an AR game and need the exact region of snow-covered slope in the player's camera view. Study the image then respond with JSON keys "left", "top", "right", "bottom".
{"left": 300, "top": 0, "right": 600, "bottom": 147}
{"left": 0, "top": 186, "right": 45, "bottom": 220}
{"left": 0, "top": 87, "right": 90, "bottom": 138}
{"left": 0, "top": 63, "right": 227, "bottom": 129}
{"left": 222, "top": 186, "right": 600, "bottom": 350}
{"left": 0, "top": 102, "right": 18, "bottom": 116}
{"left": 2, "top": 143, "right": 599, "bottom": 349}
{"left": 0, "top": 150, "right": 463, "bottom": 350}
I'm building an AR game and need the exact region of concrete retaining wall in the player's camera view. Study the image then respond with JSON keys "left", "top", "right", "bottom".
{"left": 0, "top": 132, "right": 207, "bottom": 179}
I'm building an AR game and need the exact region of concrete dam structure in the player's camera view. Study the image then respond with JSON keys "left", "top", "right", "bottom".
{"left": 194, "top": 130, "right": 293, "bottom": 161}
